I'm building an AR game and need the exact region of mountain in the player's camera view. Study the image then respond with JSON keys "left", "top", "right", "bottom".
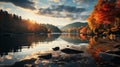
{"left": 57, "top": 25, "right": 64, "bottom": 29}
{"left": 61, "top": 22, "right": 87, "bottom": 30}
{"left": 61, "top": 22, "right": 87, "bottom": 33}
{"left": 45, "top": 24, "right": 61, "bottom": 33}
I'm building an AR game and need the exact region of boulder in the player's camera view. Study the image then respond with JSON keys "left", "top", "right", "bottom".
{"left": 61, "top": 48, "right": 84, "bottom": 54}
{"left": 106, "top": 50, "right": 120, "bottom": 55}
{"left": 52, "top": 47, "right": 60, "bottom": 51}
{"left": 114, "top": 44, "right": 120, "bottom": 49}
{"left": 99, "top": 52, "right": 120, "bottom": 64}
{"left": 39, "top": 53, "right": 52, "bottom": 59}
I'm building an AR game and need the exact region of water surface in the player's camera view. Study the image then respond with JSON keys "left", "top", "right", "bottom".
{"left": 0, "top": 33, "right": 119, "bottom": 67}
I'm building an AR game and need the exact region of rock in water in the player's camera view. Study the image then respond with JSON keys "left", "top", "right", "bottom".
{"left": 99, "top": 52, "right": 120, "bottom": 64}
{"left": 106, "top": 50, "right": 120, "bottom": 55}
{"left": 61, "top": 48, "right": 84, "bottom": 54}
{"left": 114, "top": 44, "right": 120, "bottom": 49}
{"left": 52, "top": 47, "right": 60, "bottom": 51}
{"left": 39, "top": 53, "right": 52, "bottom": 59}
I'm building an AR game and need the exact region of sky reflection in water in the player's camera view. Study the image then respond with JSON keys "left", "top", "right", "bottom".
{"left": 0, "top": 34, "right": 120, "bottom": 67}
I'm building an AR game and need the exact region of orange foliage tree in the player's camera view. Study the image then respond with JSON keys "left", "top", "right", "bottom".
{"left": 87, "top": 0, "right": 120, "bottom": 31}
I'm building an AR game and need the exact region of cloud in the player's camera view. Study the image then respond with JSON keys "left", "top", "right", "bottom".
{"left": 73, "top": 0, "right": 97, "bottom": 5}
{"left": 38, "top": 5, "right": 86, "bottom": 20}
{"left": 0, "top": 6, "right": 3, "bottom": 9}
{"left": 48, "top": 0, "right": 60, "bottom": 3}
{"left": 5, "top": 55, "right": 12, "bottom": 60}
{"left": 53, "top": 0, "right": 60, "bottom": 3}
{"left": 5, "top": 8, "right": 11, "bottom": 12}
{"left": 0, "top": 0, "right": 36, "bottom": 10}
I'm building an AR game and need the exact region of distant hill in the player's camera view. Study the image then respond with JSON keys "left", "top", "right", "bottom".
{"left": 46, "top": 24, "right": 61, "bottom": 33}
{"left": 61, "top": 22, "right": 87, "bottom": 30}
{"left": 57, "top": 25, "right": 64, "bottom": 29}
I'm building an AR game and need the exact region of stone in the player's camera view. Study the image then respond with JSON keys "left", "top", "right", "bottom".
{"left": 61, "top": 48, "right": 84, "bottom": 54}
{"left": 39, "top": 53, "right": 52, "bottom": 59}
{"left": 52, "top": 47, "right": 60, "bottom": 51}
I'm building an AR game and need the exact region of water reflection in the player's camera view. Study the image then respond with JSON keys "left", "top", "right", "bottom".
{"left": 3, "top": 45, "right": 91, "bottom": 67}
{"left": 0, "top": 33, "right": 120, "bottom": 67}
{"left": 86, "top": 35, "right": 120, "bottom": 67}
{"left": 87, "top": 35, "right": 120, "bottom": 58}
{"left": 0, "top": 34, "right": 61, "bottom": 56}
{"left": 60, "top": 33, "right": 88, "bottom": 44}
{"left": 0, "top": 33, "right": 89, "bottom": 67}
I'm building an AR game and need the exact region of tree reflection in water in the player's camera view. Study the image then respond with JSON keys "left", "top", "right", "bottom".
{"left": 60, "top": 33, "right": 88, "bottom": 44}
{"left": 0, "top": 34, "right": 120, "bottom": 67}
{"left": 86, "top": 35, "right": 120, "bottom": 67}
{"left": 0, "top": 34, "right": 61, "bottom": 56}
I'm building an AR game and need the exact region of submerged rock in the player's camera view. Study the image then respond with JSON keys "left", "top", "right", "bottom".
{"left": 106, "top": 50, "right": 120, "bottom": 55}
{"left": 52, "top": 47, "right": 60, "bottom": 51}
{"left": 61, "top": 48, "right": 84, "bottom": 54}
{"left": 3, "top": 58, "right": 36, "bottom": 67}
{"left": 39, "top": 53, "right": 52, "bottom": 59}
{"left": 99, "top": 52, "right": 120, "bottom": 64}
{"left": 114, "top": 44, "right": 120, "bottom": 49}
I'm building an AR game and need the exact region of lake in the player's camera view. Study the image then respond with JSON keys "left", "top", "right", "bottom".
{"left": 0, "top": 33, "right": 120, "bottom": 67}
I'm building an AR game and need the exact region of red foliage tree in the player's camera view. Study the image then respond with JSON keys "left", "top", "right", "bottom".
{"left": 87, "top": 0, "right": 120, "bottom": 30}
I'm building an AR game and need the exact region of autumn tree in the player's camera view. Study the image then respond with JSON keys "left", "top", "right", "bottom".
{"left": 87, "top": 0, "right": 120, "bottom": 34}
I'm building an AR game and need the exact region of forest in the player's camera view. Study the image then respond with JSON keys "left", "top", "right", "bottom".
{"left": 0, "top": 9, "right": 61, "bottom": 34}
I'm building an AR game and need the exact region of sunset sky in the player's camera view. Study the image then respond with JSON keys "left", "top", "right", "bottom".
{"left": 0, "top": 0, "right": 97, "bottom": 26}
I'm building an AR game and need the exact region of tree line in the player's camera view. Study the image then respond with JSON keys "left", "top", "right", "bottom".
{"left": 0, "top": 9, "right": 61, "bottom": 34}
